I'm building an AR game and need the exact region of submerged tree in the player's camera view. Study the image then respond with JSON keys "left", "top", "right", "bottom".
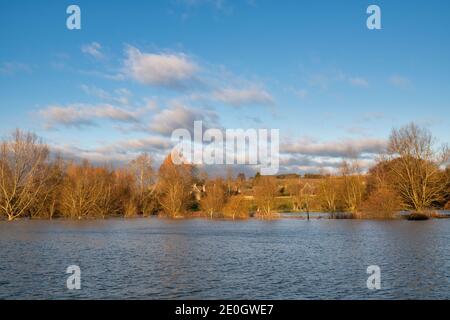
{"left": 340, "top": 159, "right": 365, "bottom": 216}
{"left": 288, "top": 180, "right": 315, "bottom": 215}
{"left": 29, "top": 156, "right": 65, "bottom": 219}
{"left": 253, "top": 175, "right": 278, "bottom": 219}
{"left": 157, "top": 154, "right": 194, "bottom": 218}
{"left": 223, "top": 195, "right": 249, "bottom": 220}
{"left": 0, "top": 130, "right": 56, "bottom": 221}
{"left": 128, "top": 153, "right": 156, "bottom": 216}
{"left": 361, "top": 159, "right": 402, "bottom": 219}
{"left": 317, "top": 173, "right": 340, "bottom": 215}
{"left": 60, "top": 161, "right": 114, "bottom": 219}
{"left": 201, "top": 177, "right": 227, "bottom": 219}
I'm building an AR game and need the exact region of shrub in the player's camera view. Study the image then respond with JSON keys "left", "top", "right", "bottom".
{"left": 223, "top": 196, "right": 249, "bottom": 220}
{"left": 361, "top": 187, "right": 402, "bottom": 219}
{"left": 406, "top": 213, "right": 430, "bottom": 221}
{"left": 445, "top": 201, "right": 450, "bottom": 210}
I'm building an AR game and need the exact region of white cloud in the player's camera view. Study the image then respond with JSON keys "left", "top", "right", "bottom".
{"left": 81, "top": 85, "right": 132, "bottom": 105}
{"left": 39, "top": 104, "right": 141, "bottom": 129}
{"left": 281, "top": 138, "right": 386, "bottom": 158}
{"left": 212, "top": 87, "right": 274, "bottom": 107}
{"left": 99, "top": 136, "right": 171, "bottom": 153}
{"left": 81, "top": 42, "right": 104, "bottom": 59}
{"left": 51, "top": 144, "right": 132, "bottom": 165}
{"left": 51, "top": 136, "right": 172, "bottom": 167}
{"left": 280, "top": 154, "right": 343, "bottom": 170}
{"left": 124, "top": 46, "right": 198, "bottom": 88}
{"left": 149, "top": 102, "right": 219, "bottom": 135}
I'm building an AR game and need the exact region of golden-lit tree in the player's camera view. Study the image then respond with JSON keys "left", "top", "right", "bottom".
{"left": 201, "top": 177, "right": 227, "bottom": 219}
{"left": 60, "top": 161, "right": 116, "bottom": 219}
{"left": 288, "top": 181, "right": 315, "bottom": 214}
{"left": 157, "top": 154, "right": 193, "bottom": 218}
{"left": 444, "top": 167, "right": 450, "bottom": 209}
{"left": 223, "top": 195, "right": 249, "bottom": 220}
{"left": 340, "top": 160, "right": 365, "bottom": 216}
{"left": 113, "top": 168, "right": 138, "bottom": 218}
{"left": 361, "top": 159, "right": 402, "bottom": 218}
{"left": 317, "top": 174, "right": 339, "bottom": 214}
{"left": 128, "top": 153, "right": 156, "bottom": 216}
{"left": 253, "top": 175, "right": 278, "bottom": 219}
{"left": 361, "top": 186, "right": 402, "bottom": 219}
{"left": 29, "top": 156, "right": 65, "bottom": 219}
{"left": 0, "top": 130, "right": 56, "bottom": 221}
{"left": 386, "top": 123, "right": 449, "bottom": 212}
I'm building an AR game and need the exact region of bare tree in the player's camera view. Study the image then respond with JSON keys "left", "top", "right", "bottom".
{"left": 29, "top": 156, "right": 65, "bottom": 219}
{"left": 201, "top": 177, "right": 226, "bottom": 219}
{"left": 112, "top": 168, "right": 138, "bottom": 218}
{"left": 317, "top": 173, "right": 339, "bottom": 215}
{"left": 288, "top": 180, "right": 315, "bottom": 220}
{"left": 223, "top": 195, "right": 249, "bottom": 220}
{"left": 157, "top": 154, "right": 193, "bottom": 218}
{"left": 0, "top": 130, "right": 55, "bottom": 221}
{"left": 361, "top": 186, "right": 402, "bottom": 219}
{"left": 362, "top": 158, "right": 402, "bottom": 218}
{"left": 386, "top": 123, "right": 449, "bottom": 212}
{"left": 340, "top": 159, "right": 365, "bottom": 216}
{"left": 225, "top": 167, "right": 235, "bottom": 196}
{"left": 60, "top": 161, "right": 115, "bottom": 219}
{"left": 128, "top": 153, "right": 155, "bottom": 216}
{"left": 253, "top": 176, "right": 278, "bottom": 219}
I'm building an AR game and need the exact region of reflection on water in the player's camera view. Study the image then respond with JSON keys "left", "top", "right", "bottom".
{"left": 0, "top": 218, "right": 449, "bottom": 299}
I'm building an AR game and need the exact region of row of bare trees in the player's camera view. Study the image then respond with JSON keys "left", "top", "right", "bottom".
{"left": 0, "top": 130, "right": 195, "bottom": 221}
{"left": 281, "top": 161, "right": 366, "bottom": 218}
{"left": 281, "top": 123, "right": 449, "bottom": 218}
{"left": 199, "top": 176, "right": 250, "bottom": 220}
{"left": 0, "top": 130, "right": 252, "bottom": 221}
{"left": 1, "top": 123, "right": 449, "bottom": 221}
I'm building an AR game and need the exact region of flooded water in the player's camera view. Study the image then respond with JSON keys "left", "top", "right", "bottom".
{"left": 0, "top": 218, "right": 449, "bottom": 299}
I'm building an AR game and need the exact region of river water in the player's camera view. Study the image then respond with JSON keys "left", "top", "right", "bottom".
{"left": 0, "top": 218, "right": 449, "bottom": 299}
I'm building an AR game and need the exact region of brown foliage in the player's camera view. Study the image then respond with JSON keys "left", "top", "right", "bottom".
{"left": 201, "top": 178, "right": 227, "bottom": 219}
{"left": 253, "top": 176, "right": 278, "bottom": 218}
{"left": 157, "top": 154, "right": 194, "bottom": 218}
{"left": 361, "top": 187, "right": 402, "bottom": 219}
{"left": 0, "top": 130, "right": 58, "bottom": 221}
{"left": 386, "top": 123, "right": 449, "bottom": 211}
{"left": 2, "top": 124, "right": 450, "bottom": 221}
{"left": 340, "top": 160, "right": 365, "bottom": 215}
{"left": 223, "top": 195, "right": 249, "bottom": 220}
{"left": 128, "top": 153, "right": 156, "bottom": 216}
{"left": 287, "top": 181, "right": 315, "bottom": 212}
{"left": 444, "top": 201, "right": 450, "bottom": 210}
{"left": 317, "top": 175, "right": 340, "bottom": 214}
{"left": 60, "top": 162, "right": 118, "bottom": 219}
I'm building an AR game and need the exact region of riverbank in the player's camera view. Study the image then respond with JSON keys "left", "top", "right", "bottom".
{"left": 2, "top": 210, "right": 450, "bottom": 222}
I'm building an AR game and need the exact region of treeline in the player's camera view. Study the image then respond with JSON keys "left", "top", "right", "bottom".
{"left": 276, "top": 123, "right": 449, "bottom": 218}
{"left": 0, "top": 123, "right": 449, "bottom": 221}
{"left": 0, "top": 129, "right": 246, "bottom": 221}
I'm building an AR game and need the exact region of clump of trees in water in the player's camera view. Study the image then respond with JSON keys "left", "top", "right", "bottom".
{"left": 0, "top": 123, "right": 449, "bottom": 221}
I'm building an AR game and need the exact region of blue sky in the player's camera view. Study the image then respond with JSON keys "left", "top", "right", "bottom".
{"left": 1, "top": 0, "right": 449, "bottom": 174}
